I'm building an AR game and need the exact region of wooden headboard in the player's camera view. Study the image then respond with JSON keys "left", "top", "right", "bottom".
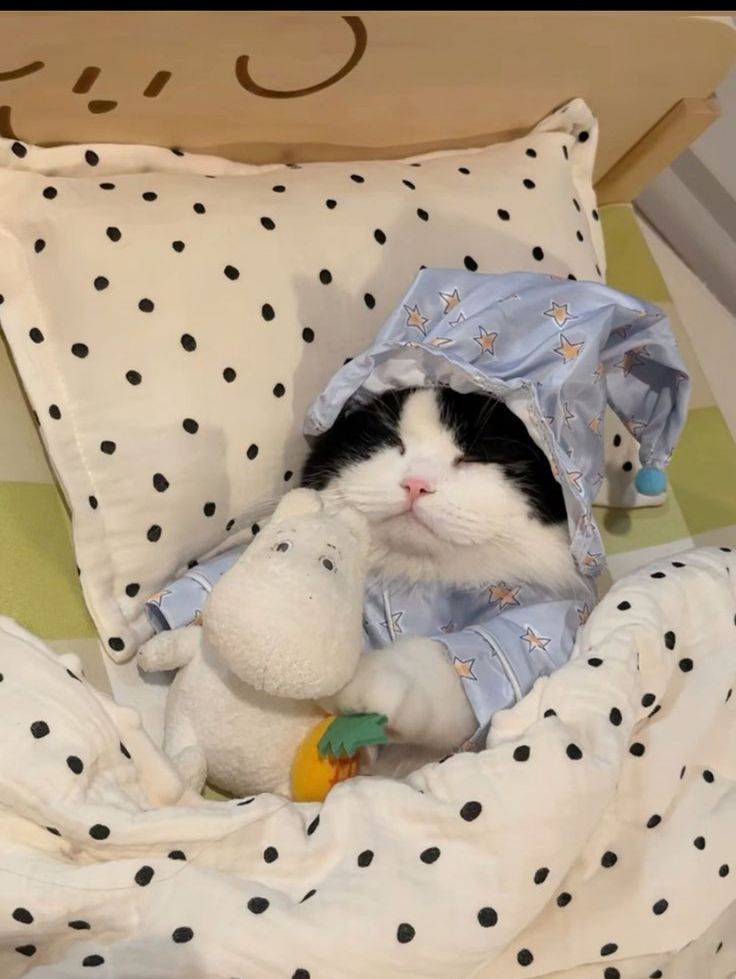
{"left": 1, "top": 11, "right": 733, "bottom": 204}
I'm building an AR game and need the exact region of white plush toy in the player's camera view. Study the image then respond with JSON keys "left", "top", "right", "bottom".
{"left": 137, "top": 489, "right": 370, "bottom": 797}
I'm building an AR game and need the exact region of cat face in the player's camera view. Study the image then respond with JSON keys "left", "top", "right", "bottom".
{"left": 302, "top": 387, "right": 574, "bottom": 588}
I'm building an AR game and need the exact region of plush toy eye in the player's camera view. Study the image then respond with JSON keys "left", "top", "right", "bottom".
{"left": 320, "top": 556, "right": 337, "bottom": 572}
{"left": 273, "top": 540, "right": 292, "bottom": 553}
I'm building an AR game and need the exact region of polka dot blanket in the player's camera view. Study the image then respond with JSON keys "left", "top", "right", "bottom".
{"left": 1, "top": 547, "right": 734, "bottom": 978}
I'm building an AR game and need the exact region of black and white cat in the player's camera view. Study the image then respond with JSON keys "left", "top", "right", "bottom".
{"left": 301, "top": 387, "right": 580, "bottom": 753}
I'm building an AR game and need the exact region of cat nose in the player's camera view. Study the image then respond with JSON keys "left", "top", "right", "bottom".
{"left": 401, "top": 477, "right": 434, "bottom": 505}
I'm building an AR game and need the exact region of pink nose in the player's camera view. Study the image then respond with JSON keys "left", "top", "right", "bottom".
{"left": 401, "top": 477, "right": 434, "bottom": 505}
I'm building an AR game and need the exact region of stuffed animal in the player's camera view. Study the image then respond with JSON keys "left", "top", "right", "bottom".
{"left": 137, "top": 489, "right": 375, "bottom": 798}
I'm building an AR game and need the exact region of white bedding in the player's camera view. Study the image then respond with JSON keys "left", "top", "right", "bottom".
{"left": 0, "top": 547, "right": 735, "bottom": 978}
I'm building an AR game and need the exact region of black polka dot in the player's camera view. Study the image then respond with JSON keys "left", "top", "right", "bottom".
{"left": 178, "top": 334, "right": 197, "bottom": 353}
{"left": 719, "top": 864, "right": 730, "bottom": 877}
{"left": 47, "top": 826, "right": 61, "bottom": 836}
{"left": 135, "top": 865, "right": 154, "bottom": 886}
{"left": 647, "top": 814, "right": 662, "bottom": 829}
{"left": 532, "top": 246, "right": 544, "bottom": 261}
{"left": 99, "top": 182, "right": 115, "bottom": 191}
{"left": 182, "top": 418, "right": 199, "bottom": 434}
{"left": 601, "top": 943, "right": 618, "bottom": 956}
{"left": 357, "top": 849, "right": 374, "bottom": 867}
{"left": 13, "top": 907, "right": 33, "bottom": 924}
{"left": 576, "top": 230, "right": 584, "bottom": 242}
{"left": 307, "top": 816, "right": 319, "bottom": 836}
{"left": 652, "top": 899, "right": 668, "bottom": 915}
{"left": 172, "top": 927, "right": 193, "bottom": 943}
{"left": 409, "top": 162, "right": 422, "bottom": 167}
{"left": 29, "top": 327, "right": 45, "bottom": 343}
{"left": 89, "top": 824, "right": 110, "bottom": 840}
{"left": 168, "top": 850, "right": 186, "bottom": 860}
{"left": 630, "top": 742, "right": 646, "bottom": 757}
{"left": 464, "top": 255, "right": 478, "bottom": 272}
{"left": 350, "top": 174, "right": 365, "bottom": 183}
{"left": 679, "top": 658, "right": 693, "bottom": 673}
{"left": 651, "top": 571, "right": 666, "bottom": 579}
{"left": 727, "top": 689, "right": 733, "bottom": 702}
{"left": 300, "top": 889, "right": 316, "bottom": 903}
{"left": 119, "top": 741, "right": 131, "bottom": 759}
{"left": 246, "top": 443, "right": 259, "bottom": 460}
{"left": 319, "top": 268, "right": 333, "bottom": 285}
{"left": 66, "top": 755, "right": 84, "bottom": 774}
{"left": 15, "top": 945, "right": 36, "bottom": 957}
{"left": 525, "top": 148, "right": 537, "bottom": 158}
{"left": 693, "top": 835, "right": 706, "bottom": 850}
{"left": 203, "top": 502, "right": 216, "bottom": 517}
{"left": 138, "top": 298, "right": 154, "bottom": 313}
{"left": 517, "top": 949, "right": 534, "bottom": 967}
{"left": 544, "top": 709, "right": 557, "bottom": 718}
{"left": 566, "top": 743, "right": 583, "bottom": 760}
{"left": 262, "top": 303, "right": 275, "bottom": 321}
{"left": 622, "top": 461, "right": 633, "bottom": 472}
{"left": 226, "top": 519, "right": 235, "bottom": 532}
{"left": 293, "top": 971, "right": 310, "bottom": 979}
{"left": 650, "top": 971, "right": 663, "bottom": 978}
{"left": 302, "top": 327, "right": 315, "bottom": 343}
{"left": 721, "top": 546, "right": 732, "bottom": 552}
{"left": 420, "top": 846, "right": 440, "bottom": 864}
{"left": 89, "top": 495, "right": 98, "bottom": 509}
{"left": 70, "top": 342, "right": 90, "bottom": 359}
{"left": 497, "top": 208, "right": 510, "bottom": 221}
{"left": 460, "top": 800, "right": 482, "bottom": 821}
{"left": 588, "top": 657, "right": 603, "bottom": 667}
{"left": 222, "top": 367, "right": 237, "bottom": 382}
{"left": 578, "top": 130, "right": 590, "bottom": 143}
{"left": 147, "top": 525, "right": 162, "bottom": 542}
{"left": 397, "top": 923, "right": 415, "bottom": 944}
{"left": 672, "top": 561, "right": 685, "bottom": 568}
{"left": 94, "top": 276, "right": 109, "bottom": 291}
{"left": 523, "top": 178, "right": 536, "bottom": 189}
{"left": 567, "top": 274, "right": 577, "bottom": 280}
{"left": 11, "top": 141, "right": 27, "bottom": 158}
{"left": 67, "top": 669, "right": 81, "bottom": 681}
{"left": 642, "top": 693, "right": 656, "bottom": 708}
{"left": 83, "top": 954, "right": 104, "bottom": 967}
{"left": 126, "top": 370, "right": 142, "bottom": 385}
{"left": 31, "top": 720, "right": 50, "bottom": 739}
{"left": 534, "top": 867, "right": 549, "bottom": 884}
{"left": 402, "top": 179, "right": 415, "bottom": 189}
{"left": 573, "top": 198, "right": 581, "bottom": 212}
{"left": 617, "top": 601, "right": 631, "bottom": 611}
{"left": 48, "top": 404, "right": 62, "bottom": 420}
{"left": 703, "top": 769, "right": 715, "bottom": 783}
{"left": 263, "top": 846, "right": 278, "bottom": 863}
{"left": 609, "top": 707, "right": 622, "bottom": 726}
{"left": 664, "top": 631, "right": 676, "bottom": 650}
{"left": 171, "top": 147, "right": 184, "bottom": 156}
{"left": 604, "top": 969, "right": 620, "bottom": 979}
{"left": 613, "top": 434, "right": 622, "bottom": 447}
{"left": 417, "top": 208, "right": 429, "bottom": 221}
{"left": 153, "top": 473, "right": 169, "bottom": 492}
{"left": 34, "top": 238, "right": 46, "bottom": 254}
{"left": 172, "top": 240, "right": 185, "bottom": 252}
{"left": 69, "top": 920, "right": 90, "bottom": 929}
{"left": 325, "top": 199, "right": 337, "bottom": 209}
{"left": 513, "top": 745, "right": 530, "bottom": 762}
{"left": 557, "top": 891, "right": 573, "bottom": 908}
{"left": 364, "top": 292, "right": 376, "bottom": 309}
{"left": 247, "top": 897, "right": 269, "bottom": 914}
{"left": 272, "top": 184, "right": 286, "bottom": 193}
{"left": 601, "top": 850, "right": 618, "bottom": 868}
{"left": 373, "top": 229, "right": 387, "bottom": 245}
{"left": 109, "top": 637, "right": 125, "bottom": 653}
{"left": 680, "top": 766, "right": 687, "bottom": 779}
{"left": 251, "top": 523, "right": 260, "bottom": 536}
{"left": 224, "top": 265, "right": 240, "bottom": 280}
{"left": 105, "top": 226, "right": 122, "bottom": 243}
{"left": 43, "top": 186, "right": 58, "bottom": 199}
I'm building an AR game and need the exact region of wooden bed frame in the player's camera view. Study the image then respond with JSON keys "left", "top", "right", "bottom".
{"left": 0, "top": 11, "right": 734, "bottom": 204}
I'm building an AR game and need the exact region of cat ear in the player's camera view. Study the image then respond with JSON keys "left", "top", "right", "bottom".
{"left": 273, "top": 488, "right": 323, "bottom": 519}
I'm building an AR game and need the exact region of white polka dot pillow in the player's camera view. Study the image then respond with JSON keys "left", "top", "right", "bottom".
{"left": 0, "top": 98, "right": 605, "bottom": 661}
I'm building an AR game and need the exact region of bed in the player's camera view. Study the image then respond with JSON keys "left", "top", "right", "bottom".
{"left": 0, "top": 11, "right": 735, "bottom": 978}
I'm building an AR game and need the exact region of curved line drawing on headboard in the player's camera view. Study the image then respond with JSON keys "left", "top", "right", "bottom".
{"left": 235, "top": 15, "right": 367, "bottom": 99}
{"left": 0, "top": 61, "right": 45, "bottom": 82}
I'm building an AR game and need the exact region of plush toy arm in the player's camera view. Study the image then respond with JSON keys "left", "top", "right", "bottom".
{"left": 138, "top": 626, "right": 200, "bottom": 673}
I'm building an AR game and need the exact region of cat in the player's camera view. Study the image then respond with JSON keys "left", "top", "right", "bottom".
{"left": 301, "top": 386, "right": 581, "bottom": 756}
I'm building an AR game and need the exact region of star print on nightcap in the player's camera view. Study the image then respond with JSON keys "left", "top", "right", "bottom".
{"left": 612, "top": 324, "right": 632, "bottom": 340}
{"left": 147, "top": 588, "right": 172, "bottom": 607}
{"left": 616, "top": 347, "right": 648, "bottom": 376}
{"left": 624, "top": 417, "right": 646, "bottom": 439}
{"left": 582, "top": 551, "right": 602, "bottom": 569}
{"left": 449, "top": 311, "right": 467, "bottom": 328}
{"left": 544, "top": 301, "right": 578, "bottom": 328}
{"left": 440, "top": 622, "right": 456, "bottom": 634}
{"left": 403, "top": 304, "right": 429, "bottom": 335}
{"left": 577, "top": 604, "right": 591, "bottom": 625}
{"left": 588, "top": 414, "right": 602, "bottom": 435}
{"left": 192, "top": 610, "right": 203, "bottom": 626}
{"left": 439, "top": 289, "right": 461, "bottom": 313}
{"left": 380, "top": 610, "right": 404, "bottom": 635}
{"left": 674, "top": 370, "right": 688, "bottom": 389}
{"left": 520, "top": 626, "right": 551, "bottom": 651}
{"left": 498, "top": 293, "right": 521, "bottom": 304}
{"left": 566, "top": 469, "right": 584, "bottom": 491}
{"left": 554, "top": 332, "right": 584, "bottom": 362}
{"left": 593, "top": 362, "right": 605, "bottom": 380}
{"left": 488, "top": 582, "right": 522, "bottom": 609}
{"left": 473, "top": 326, "right": 498, "bottom": 355}
{"left": 453, "top": 657, "right": 478, "bottom": 680}
{"left": 563, "top": 402, "right": 575, "bottom": 428}
{"left": 429, "top": 336, "right": 453, "bottom": 348}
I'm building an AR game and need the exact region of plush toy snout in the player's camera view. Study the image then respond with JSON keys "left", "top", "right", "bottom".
{"left": 204, "top": 489, "right": 370, "bottom": 700}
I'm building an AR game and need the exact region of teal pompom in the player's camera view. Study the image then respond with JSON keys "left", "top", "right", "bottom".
{"left": 635, "top": 466, "right": 667, "bottom": 496}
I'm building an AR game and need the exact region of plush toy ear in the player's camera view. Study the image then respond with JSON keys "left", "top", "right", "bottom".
{"left": 272, "top": 487, "right": 324, "bottom": 520}
{"left": 337, "top": 504, "right": 370, "bottom": 548}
